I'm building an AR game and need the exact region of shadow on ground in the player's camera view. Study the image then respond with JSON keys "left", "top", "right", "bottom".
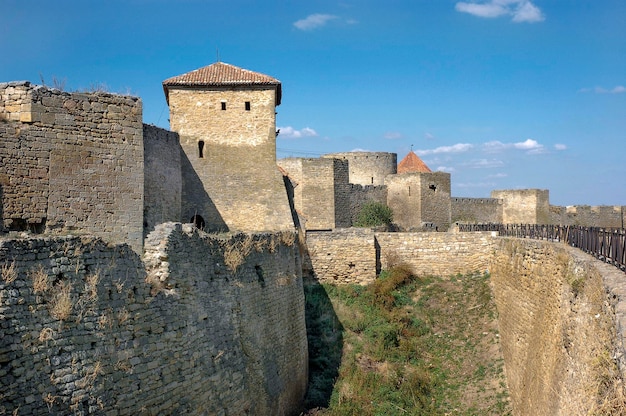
{"left": 301, "top": 278, "right": 344, "bottom": 412}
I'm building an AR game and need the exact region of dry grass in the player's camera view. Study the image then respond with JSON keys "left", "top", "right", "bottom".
{"left": 43, "top": 393, "right": 58, "bottom": 411}
{"left": 117, "top": 307, "right": 130, "bottom": 324}
{"left": 1, "top": 261, "right": 17, "bottom": 284}
{"left": 49, "top": 281, "right": 73, "bottom": 320}
{"left": 280, "top": 231, "right": 296, "bottom": 247}
{"left": 85, "top": 271, "right": 100, "bottom": 301}
{"left": 30, "top": 265, "right": 49, "bottom": 294}
{"left": 38, "top": 327, "right": 54, "bottom": 344}
{"left": 97, "top": 311, "right": 111, "bottom": 330}
{"left": 115, "top": 359, "right": 133, "bottom": 373}
{"left": 592, "top": 377, "right": 626, "bottom": 415}
{"left": 76, "top": 361, "right": 103, "bottom": 390}
{"left": 223, "top": 235, "right": 254, "bottom": 272}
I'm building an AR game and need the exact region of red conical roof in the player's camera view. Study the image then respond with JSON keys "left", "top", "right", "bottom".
{"left": 397, "top": 151, "right": 432, "bottom": 173}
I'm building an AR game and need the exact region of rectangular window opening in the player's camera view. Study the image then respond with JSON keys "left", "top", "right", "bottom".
{"left": 245, "top": 101, "right": 251, "bottom": 111}
{"left": 221, "top": 102, "right": 226, "bottom": 111}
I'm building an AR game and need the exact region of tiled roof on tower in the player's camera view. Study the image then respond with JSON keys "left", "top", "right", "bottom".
{"left": 397, "top": 150, "right": 432, "bottom": 173}
{"left": 162, "top": 62, "right": 282, "bottom": 104}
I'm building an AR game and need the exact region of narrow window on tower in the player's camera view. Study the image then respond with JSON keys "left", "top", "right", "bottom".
{"left": 221, "top": 101, "right": 226, "bottom": 111}
{"left": 245, "top": 101, "right": 251, "bottom": 111}
{"left": 198, "top": 140, "right": 205, "bottom": 158}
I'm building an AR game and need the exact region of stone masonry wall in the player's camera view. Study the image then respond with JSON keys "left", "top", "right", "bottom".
{"left": 490, "top": 238, "right": 625, "bottom": 416}
{"left": 304, "top": 229, "right": 377, "bottom": 284}
{"left": 168, "top": 87, "right": 293, "bottom": 233}
{"left": 143, "top": 124, "right": 182, "bottom": 237}
{"left": 491, "top": 189, "right": 550, "bottom": 225}
{"left": 451, "top": 197, "right": 503, "bottom": 224}
{"left": 346, "top": 184, "right": 387, "bottom": 227}
{"left": 550, "top": 205, "right": 626, "bottom": 228}
{"left": 375, "top": 231, "right": 496, "bottom": 276}
{"left": 418, "top": 171, "right": 452, "bottom": 231}
{"left": 0, "top": 224, "right": 307, "bottom": 415}
{"left": 305, "top": 230, "right": 496, "bottom": 285}
{"left": 0, "top": 83, "right": 144, "bottom": 253}
{"left": 323, "top": 152, "right": 397, "bottom": 186}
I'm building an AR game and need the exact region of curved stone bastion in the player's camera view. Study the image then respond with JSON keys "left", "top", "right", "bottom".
{"left": 490, "top": 238, "right": 626, "bottom": 415}
{"left": 0, "top": 223, "right": 308, "bottom": 415}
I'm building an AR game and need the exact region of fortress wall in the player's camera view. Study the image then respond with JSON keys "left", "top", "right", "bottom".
{"left": 143, "top": 125, "right": 182, "bottom": 236}
{"left": 332, "top": 159, "right": 352, "bottom": 228}
{"left": 386, "top": 174, "right": 422, "bottom": 231}
{"left": 0, "top": 83, "right": 144, "bottom": 252}
{"left": 346, "top": 184, "right": 388, "bottom": 226}
{"left": 0, "top": 82, "right": 32, "bottom": 122}
{"left": 451, "top": 197, "right": 503, "bottom": 224}
{"left": 490, "top": 238, "right": 625, "bottom": 416}
{"left": 418, "top": 171, "right": 452, "bottom": 231}
{"left": 375, "top": 231, "right": 496, "bottom": 276}
{"left": 305, "top": 230, "right": 496, "bottom": 285}
{"left": 304, "top": 229, "right": 377, "bottom": 284}
{"left": 277, "top": 158, "right": 337, "bottom": 231}
{"left": 322, "top": 152, "right": 397, "bottom": 186}
{"left": 0, "top": 224, "right": 307, "bottom": 415}
{"left": 550, "top": 205, "right": 625, "bottom": 228}
{"left": 491, "top": 189, "right": 550, "bottom": 224}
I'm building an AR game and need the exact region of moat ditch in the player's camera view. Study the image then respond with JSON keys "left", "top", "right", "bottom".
{"left": 301, "top": 269, "right": 511, "bottom": 415}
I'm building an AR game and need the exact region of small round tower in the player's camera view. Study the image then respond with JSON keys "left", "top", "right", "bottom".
{"left": 322, "top": 152, "right": 397, "bottom": 186}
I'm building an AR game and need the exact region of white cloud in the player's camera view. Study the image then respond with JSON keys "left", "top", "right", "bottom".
{"left": 293, "top": 14, "right": 338, "bottom": 31}
{"left": 483, "top": 139, "right": 544, "bottom": 154}
{"left": 487, "top": 172, "right": 508, "bottom": 178}
{"left": 424, "top": 132, "right": 435, "bottom": 140}
{"left": 436, "top": 166, "right": 456, "bottom": 173}
{"left": 415, "top": 143, "right": 473, "bottom": 156}
{"left": 465, "top": 159, "right": 505, "bottom": 168}
{"left": 384, "top": 131, "right": 403, "bottom": 140}
{"left": 278, "top": 126, "right": 318, "bottom": 139}
{"left": 455, "top": 0, "right": 544, "bottom": 23}
{"left": 511, "top": 1, "right": 544, "bottom": 22}
{"left": 580, "top": 85, "right": 626, "bottom": 94}
{"left": 514, "top": 138, "right": 543, "bottom": 151}
{"left": 554, "top": 143, "right": 567, "bottom": 151}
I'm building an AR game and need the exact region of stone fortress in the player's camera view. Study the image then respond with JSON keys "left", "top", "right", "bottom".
{"left": 1, "top": 62, "right": 625, "bottom": 415}
{"left": 1, "top": 61, "right": 624, "bottom": 244}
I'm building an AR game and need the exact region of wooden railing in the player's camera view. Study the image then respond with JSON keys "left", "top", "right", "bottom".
{"left": 458, "top": 223, "right": 626, "bottom": 272}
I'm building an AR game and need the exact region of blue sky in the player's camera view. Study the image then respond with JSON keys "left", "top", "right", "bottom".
{"left": 1, "top": 0, "right": 624, "bottom": 206}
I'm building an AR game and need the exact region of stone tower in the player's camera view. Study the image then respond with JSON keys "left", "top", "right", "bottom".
{"left": 163, "top": 62, "right": 294, "bottom": 232}
{"left": 387, "top": 151, "right": 451, "bottom": 231}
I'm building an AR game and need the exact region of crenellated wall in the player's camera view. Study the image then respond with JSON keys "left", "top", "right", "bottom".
{"left": 0, "top": 224, "right": 308, "bottom": 415}
{"left": 550, "top": 204, "right": 626, "bottom": 228}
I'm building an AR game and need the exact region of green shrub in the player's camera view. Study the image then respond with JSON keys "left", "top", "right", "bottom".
{"left": 354, "top": 201, "right": 393, "bottom": 228}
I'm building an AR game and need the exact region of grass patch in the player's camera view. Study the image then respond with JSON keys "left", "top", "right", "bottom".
{"left": 302, "top": 269, "right": 511, "bottom": 415}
